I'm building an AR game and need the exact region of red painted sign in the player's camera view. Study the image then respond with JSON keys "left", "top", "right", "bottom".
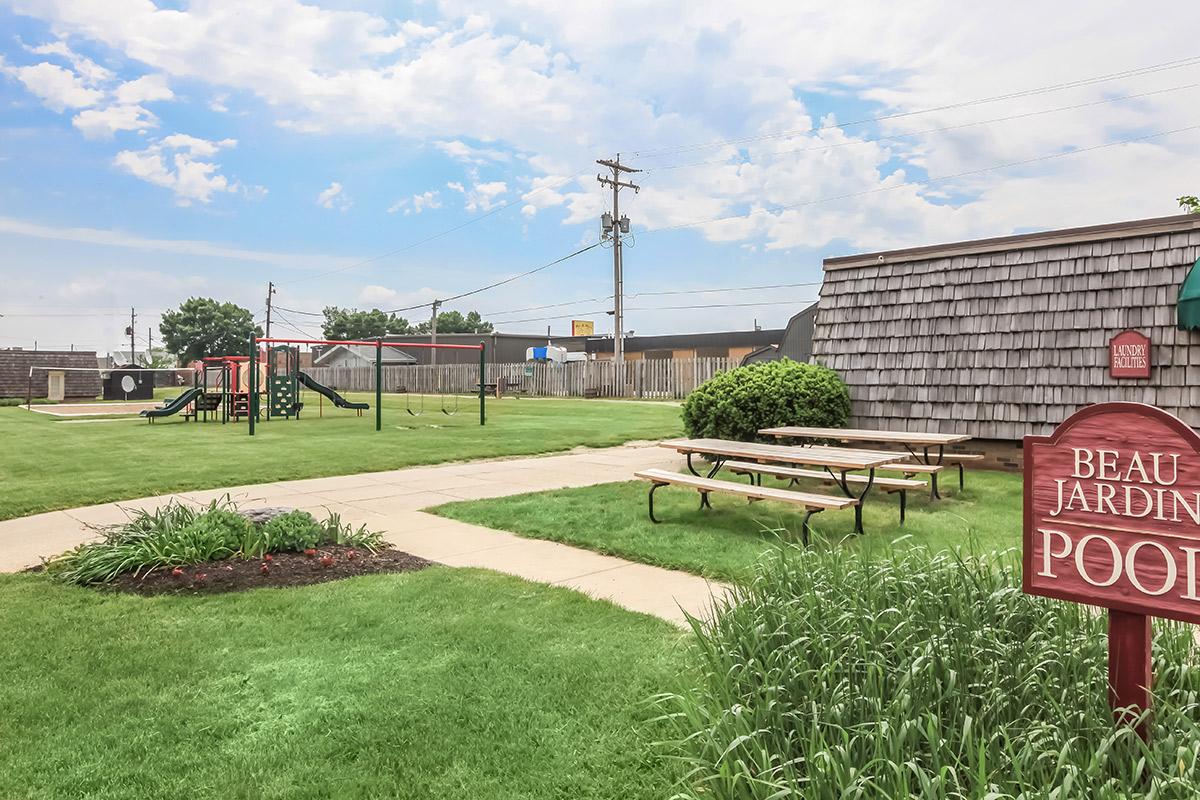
{"left": 1109, "top": 330, "right": 1151, "bottom": 379}
{"left": 1024, "top": 402, "right": 1200, "bottom": 734}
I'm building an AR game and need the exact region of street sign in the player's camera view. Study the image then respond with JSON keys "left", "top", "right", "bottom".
{"left": 1109, "top": 330, "right": 1151, "bottom": 379}
{"left": 571, "top": 320, "right": 594, "bottom": 336}
{"left": 1024, "top": 402, "right": 1200, "bottom": 736}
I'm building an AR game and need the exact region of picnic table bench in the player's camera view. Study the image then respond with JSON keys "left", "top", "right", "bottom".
{"left": 759, "top": 426, "right": 978, "bottom": 498}
{"left": 723, "top": 461, "right": 925, "bottom": 524}
{"left": 656, "top": 438, "right": 911, "bottom": 534}
{"left": 634, "top": 468, "right": 857, "bottom": 545}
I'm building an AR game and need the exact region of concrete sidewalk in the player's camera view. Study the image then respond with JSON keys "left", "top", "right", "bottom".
{"left": 0, "top": 443, "right": 730, "bottom": 626}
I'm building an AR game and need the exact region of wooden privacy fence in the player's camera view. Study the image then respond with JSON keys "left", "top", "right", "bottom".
{"left": 305, "top": 357, "right": 739, "bottom": 399}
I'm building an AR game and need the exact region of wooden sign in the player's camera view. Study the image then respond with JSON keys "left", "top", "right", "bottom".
{"left": 1109, "top": 330, "right": 1151, "bottom": 378}
{"left": 1024, "top": 402, "right": 1200, "bottom": 735}
{"left": 571, "top": 319, "right": 594, "bottom": 336}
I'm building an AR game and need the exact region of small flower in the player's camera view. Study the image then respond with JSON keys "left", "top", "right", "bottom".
{"left": 346, "top": 550, "right": 357, "bottom": 560}
{"left": 194, "top": 572, "right": 208, "bottom": 583}
{"left": 263, "top": 554, "right": 273, "bottom": 562}
{"left": 171, "top": 567, "right": 185, "bottom": 578}
{"left": 260, "top": 562, "right": 270, "bottom": 575}
{"left": 304, "top": 548, "right": 317, "bottom": 558}
{"left": 319, "top": 555, "right": 334, "bottom": 568}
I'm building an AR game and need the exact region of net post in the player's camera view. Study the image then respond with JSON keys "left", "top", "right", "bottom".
{"left": 375, "top": 341, "right": 382, "bottom": 432}
{"left": 248, "top": 335, "right": 257, "bottom": 437}
{"left": 479, "top": 342, "right": 486, "bottom": 426}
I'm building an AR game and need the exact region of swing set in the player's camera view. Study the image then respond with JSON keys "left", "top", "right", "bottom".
{"left": 247, "top": 337, "right": 486, "bottom": 437}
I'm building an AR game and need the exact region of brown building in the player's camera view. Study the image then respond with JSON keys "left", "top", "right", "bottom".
{"left": 811, "top": 213, "right": 1200, "bottom": 469}
{"left": 0, "top": 349, "right": 102, "bottom": 400}
{"left": 585, "top": 328, "right": 784, "bottom": 362}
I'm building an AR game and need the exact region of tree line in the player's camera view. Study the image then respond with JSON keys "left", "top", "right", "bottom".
{"left": 156, "top": 298, "right": 493, "bottom": 364}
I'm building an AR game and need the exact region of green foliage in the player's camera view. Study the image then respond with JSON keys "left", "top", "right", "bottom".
{"left": 0, "top": 397, "right": 51, "bottom": 406}
{"left": 413, "top": 309, "right": 493, "bottom": 334}
{"left": 46, "top": 499, "right": 384, "bottom": 584}
{"left": 321, "top": 306, "right": 413, "bottom": 339}
{"left": 159, "top": 297, "right": 261, "bottom": 364}
{"left": 681, "top": 360, "right": 849, "bottom": 441}
{"left": 662, "top": 547, "right": 1200, "bottom": 799}
{"left": 1180, "top": 195, "right": 1200, "bottom": 214}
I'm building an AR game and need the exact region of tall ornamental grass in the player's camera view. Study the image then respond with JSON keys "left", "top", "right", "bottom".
{"left": 660, "top": 547, "right": 1200, "bottom": 799}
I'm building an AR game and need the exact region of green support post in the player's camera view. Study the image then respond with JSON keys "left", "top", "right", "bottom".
{"left": 479, "top": 341, "right": 486, "bottom": 426}
{"left": 375, "top": 341, "right": 382, "bottom": 432}
{"left": 248, "top": 335, "right": 257, "bottom": 437}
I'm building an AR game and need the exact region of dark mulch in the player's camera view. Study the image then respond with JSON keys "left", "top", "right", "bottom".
{"left": 107, "top": 546, "right": 435, "bottom": 596}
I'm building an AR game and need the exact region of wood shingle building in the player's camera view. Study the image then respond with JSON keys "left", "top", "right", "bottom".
{"left": 0, "top": 349, "right": 102, "bottom": 400}
{"left": 811, "top": 213, "right": 1200, "bottom": 468}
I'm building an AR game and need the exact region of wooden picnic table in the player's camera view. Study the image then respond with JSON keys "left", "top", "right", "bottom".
{"left": 758, "top": 426, "right": 972, "bottom": 498}
{"left": 658, "top": 438, "right": 912, "bottom": 534}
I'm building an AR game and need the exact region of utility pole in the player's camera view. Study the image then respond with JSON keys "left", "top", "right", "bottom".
{"left": 429, "top": 299, "right": 442, "bottom": 366}
{"left": 265, "top": 281, "right": 276, "bottom": 339}
{"left": 148, "top": 327, "right": 153, "bottom": 364}
{"left": 127, "top": 307, "right": 137, "bottom": 366}
{"left": 597, "top": 154, "right": 640, "bottom": 365}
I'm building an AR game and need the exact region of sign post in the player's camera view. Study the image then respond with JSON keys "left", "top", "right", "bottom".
{"left": 1023, "top": 402, "right": 1200, "bottom": 739}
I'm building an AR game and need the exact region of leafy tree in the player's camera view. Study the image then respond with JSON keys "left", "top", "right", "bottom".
{"left": 414, "top": 310, "right": 494, "bottom": 334}
{"left": 321, "top": 307, "right": 413, "bottom": 340}
{"left": 159, "top": 298, "right": 261, "bottom": 364}
{"left": 1180, "top": 196, "right": 1200, "bottom": 214}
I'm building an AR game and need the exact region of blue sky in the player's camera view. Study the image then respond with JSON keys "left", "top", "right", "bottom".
{"left": 1, "top": 1, "right": 1198, "bottom": 354}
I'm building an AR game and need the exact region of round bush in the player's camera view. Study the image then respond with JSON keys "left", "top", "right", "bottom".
{"left": 681, "top": 360, "right": 850, "bottom": 442}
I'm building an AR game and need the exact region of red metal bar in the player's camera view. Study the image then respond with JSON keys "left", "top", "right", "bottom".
{"left": 254, "top": 337, "right": 483, "bottom": 350}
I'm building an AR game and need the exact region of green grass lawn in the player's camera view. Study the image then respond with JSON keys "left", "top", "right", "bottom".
{"left": 0, "top": 394, "right": 682, "bottom": 520}
{"left": 434, "top": 470, "right": 1023, "bottom": 581}
{"left": 0, "top": 568, "right": 685, "bottom": 799}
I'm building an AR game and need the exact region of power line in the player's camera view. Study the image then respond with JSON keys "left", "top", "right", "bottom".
{"left": 491, "top": 297, "right": 819, "bottom": 326}
{"left": 483, "top": 280, "right": 825, "bottom": 319}
{"left": 644, "top": 81, "right": 1200, "bottom": 173}
{"left": 632, "top": 54, "right": 1200, "bottom": 159}
{"left": 643, "top": 123, "right": 1200, "bottom": 234}
{"left": 280, "top": 170, "right": 588, "bottom": 286}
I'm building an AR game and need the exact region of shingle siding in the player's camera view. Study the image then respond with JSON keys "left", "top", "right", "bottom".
{"left": 0, "top": 350, "right": 102, "bottom": 399}
{"left": 812, "top": 215, "right": 1200, "bottom": 441}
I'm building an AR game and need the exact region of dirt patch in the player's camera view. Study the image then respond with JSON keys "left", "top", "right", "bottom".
{"left": 27, "top": 402, "right": 161, "bottom": 417}
{"left": 107, "top": 545, "right": 434, "bottom": 596}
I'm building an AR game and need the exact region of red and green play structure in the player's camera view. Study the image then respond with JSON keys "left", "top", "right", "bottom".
{"left": 247, "top": 337, "right": 486, "bottom": 435}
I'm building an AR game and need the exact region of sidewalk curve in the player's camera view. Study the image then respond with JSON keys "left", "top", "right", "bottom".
{"left": 0, "top": 443, "right": 730, "bottom": 627}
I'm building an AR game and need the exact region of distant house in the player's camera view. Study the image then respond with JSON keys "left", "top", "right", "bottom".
{"left": 811, "top": 213, "right": 1200, "bottom": 469}
{"left": 313, "top": 344, "right": 417, "bottom": 368}
{"left": 0, "top": 349, "right": 101, "bottom": 400}
{"left": 741, "top": 303, "right": 817, "bottom": 365}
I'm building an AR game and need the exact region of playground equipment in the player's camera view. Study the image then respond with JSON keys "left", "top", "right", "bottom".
{"left": 405, "top": 391, "right": 425, "bottom": 417}
{"left": 247, "top": 337, "right": 487, "bottom": 436}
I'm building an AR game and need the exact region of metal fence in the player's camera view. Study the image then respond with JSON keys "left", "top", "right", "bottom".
{"left": 305, "top": 357, "right": 739, "bottom": 400}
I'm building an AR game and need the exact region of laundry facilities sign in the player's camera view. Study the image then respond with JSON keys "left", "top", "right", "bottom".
{"left": 1024, "top": 402, "right": 1200, "bottom": 735}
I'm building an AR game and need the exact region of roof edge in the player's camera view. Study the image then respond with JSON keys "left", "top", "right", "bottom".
{"left": 823, "top": 213, "right": 1200, "bottom": 271}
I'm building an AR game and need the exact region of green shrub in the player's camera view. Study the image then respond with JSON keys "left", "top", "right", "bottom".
{"left": 46, "top": 500, "right": 385, "bottom": 584}
{"left": 681, "top": 360, "right": 849, "bottom": 442}
{"left": 255, "top": 510, "right": 323, "bottom": 555}
{"left": 661, "top": 547, "right": 1200, "bottom": 799}
{"left": 0, "top": 397, "right": 52, "bottom": 407}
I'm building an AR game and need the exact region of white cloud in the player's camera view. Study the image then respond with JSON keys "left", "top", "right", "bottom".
{"left": 357, "top": 284, "right": 439, "bottom": 308}
{"left": 447, "top": 179, "right": 507, "bottom": 212}
{"left": 72, "top": 104, "right": 157, "bottom": 139}
{"left": 113, "top": 135, "right": 240, "bottom": 205}
{"left": 3, "top": 62, "right": 103, "bottom": 111}
{"left": 433, "top": 139, "right": 510, "bottom": 164}
{"left": 317, "top": 181, "right": 351, "bottom": 210}
{"left": 388, "top": 190, "right": 442, "bottom": 215}
{"left": 24, "top": 39, "right": 113, "bottom": 85}
{"left": 0, "top": 213, "right": 360, "bottom": 270}
{"left": 114, "top": 73, "right": 173, "bottom": 104}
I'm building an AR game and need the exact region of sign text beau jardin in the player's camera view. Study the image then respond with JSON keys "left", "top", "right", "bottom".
{"left": 1024, "top": 402, "right": 1200, "bottom": 735}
